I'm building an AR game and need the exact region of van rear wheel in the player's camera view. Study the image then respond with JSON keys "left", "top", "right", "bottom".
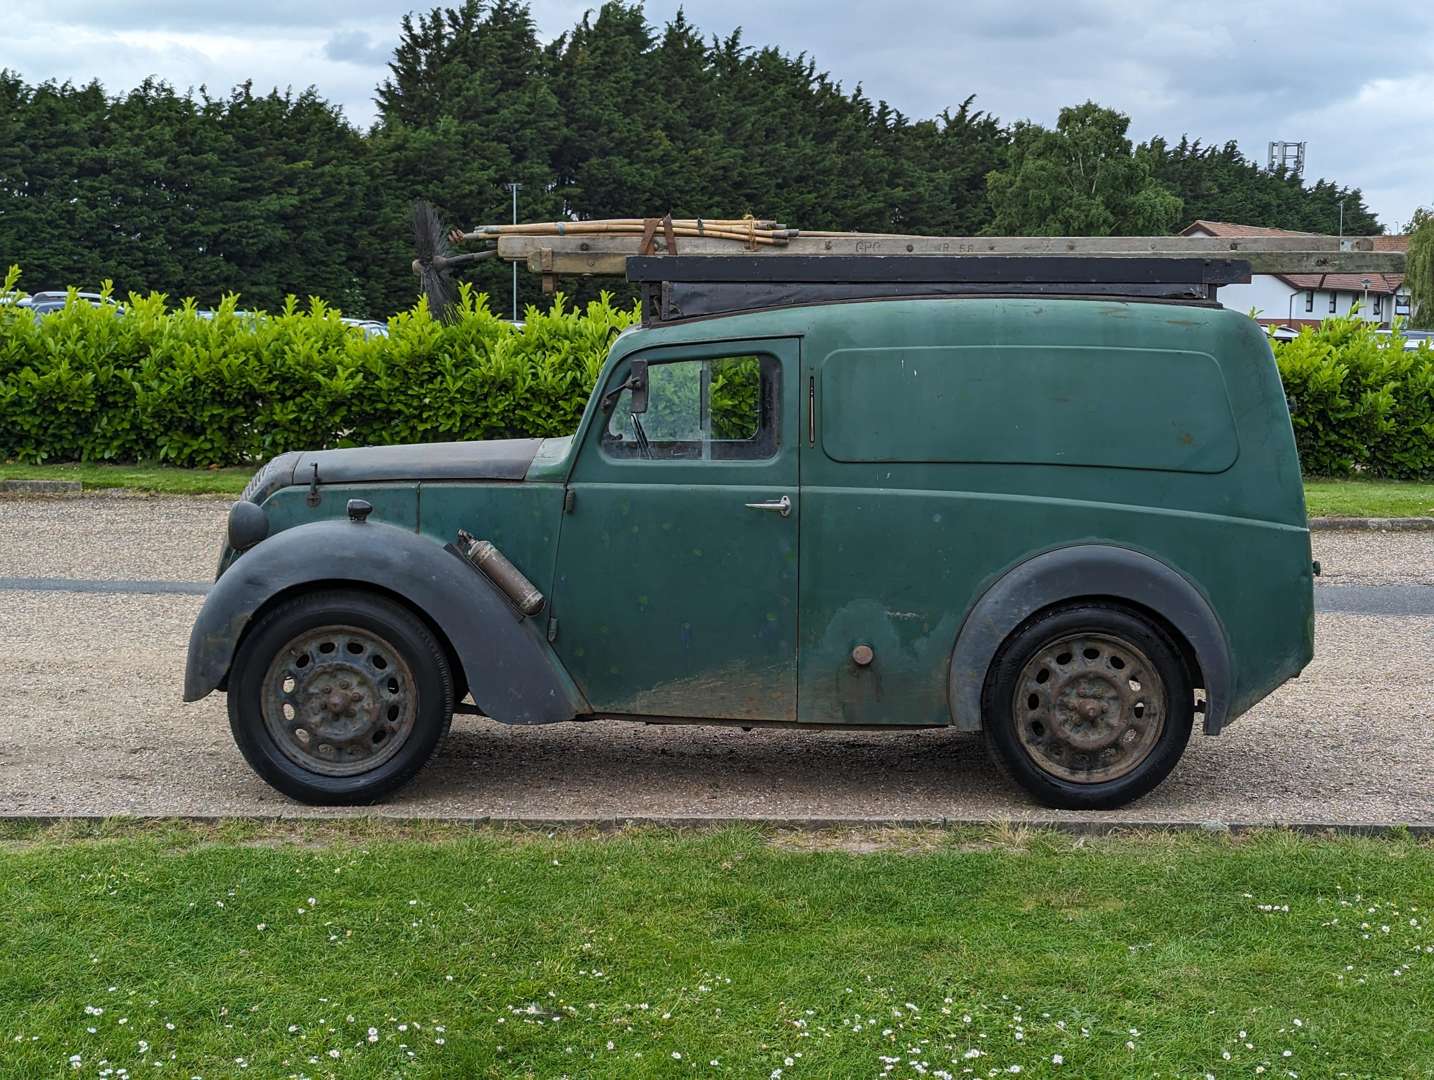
{"left": 981, "top": 603, "right": 1193, "bottom": 810}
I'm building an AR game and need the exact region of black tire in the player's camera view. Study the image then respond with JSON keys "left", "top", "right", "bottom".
{"left": 227, "top": 589, "right": 454, "bottom": 805}
{"left": 981, "top": 603, "right": 1194, "bottom": 810}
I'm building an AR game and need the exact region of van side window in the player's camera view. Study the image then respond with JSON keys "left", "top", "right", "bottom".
{"left": 603, "top": 354, "right": 780, "bottom": 461}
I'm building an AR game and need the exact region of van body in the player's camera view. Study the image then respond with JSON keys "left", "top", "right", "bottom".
{"left": 186, "top": 296, "right": 1314, "bottom": 808}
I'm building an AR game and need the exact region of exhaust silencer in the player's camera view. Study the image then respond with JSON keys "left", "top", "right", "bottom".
{"left": 453, "top": 529, "right": 545, "bottom": 617}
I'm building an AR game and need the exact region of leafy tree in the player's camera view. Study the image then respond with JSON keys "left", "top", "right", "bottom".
{"left": 372, "top": 0, "right": 564, "bottom": 314}
{"left": 0, "top": 74, "right": 111, "bottom": 290}
{"left": 204, "top": 84, "right": 374, "bottom": 312}
{"left": 1145, "top": 135, "right": 1381, "bottom": 235}
{"left": 1406, "top": 206, "right": 1434, "bottom": 330}
{"left": 984, "top": 102, "right": 1182, "bottom": 235}
{"left": 546, "top": 3, "right": 676, "bottom": 218}
{"left": 0, "top": 74, "right": 374, "bottom": 312}
{"left": 0, "top": 5, "right": 1401, "bottom": 315}
{"left": 896, "top": 99, "right": 1007, "bottom": 235}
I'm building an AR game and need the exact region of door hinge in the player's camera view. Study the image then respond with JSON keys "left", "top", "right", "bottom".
{"left": 563, "top": 488, "right": 576, "bottom": 513}
{"left": 546, "top": 616, "right": 559, "bottom": 642}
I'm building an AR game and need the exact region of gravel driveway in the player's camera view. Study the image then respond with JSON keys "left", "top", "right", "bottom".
{"left": 1, "top": 493, "right": 1431, "bottom": 825}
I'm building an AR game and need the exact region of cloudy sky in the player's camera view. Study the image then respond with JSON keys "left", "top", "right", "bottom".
{"left": 4, "top": 1, "right": 1432, "bottom": 230}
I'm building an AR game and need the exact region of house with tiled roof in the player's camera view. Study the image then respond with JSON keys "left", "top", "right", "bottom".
{"left": 1180, "top": 220, "right": 1411, "bottom": 328}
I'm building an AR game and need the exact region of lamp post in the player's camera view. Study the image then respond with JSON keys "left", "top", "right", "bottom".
{"left": 1361, "top": 277, "right": 1372, "bottom": 320}
{"left": 504, "top": 181, "right": 522, "bottom": 322}
{"left": 1338, "top": 198, "right": 1345, "bottom": 239}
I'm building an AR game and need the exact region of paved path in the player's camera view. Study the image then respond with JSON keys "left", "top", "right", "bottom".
{"left": 1, "top": 493, "right": 1431, "bottom": 825}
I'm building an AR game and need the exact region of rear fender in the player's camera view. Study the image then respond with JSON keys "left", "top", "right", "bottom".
{"left": 948, "top": 544, "right": 1233, "bottom": 735}
{"left": 184, "top": 519, "right": 587, "bottom": 725}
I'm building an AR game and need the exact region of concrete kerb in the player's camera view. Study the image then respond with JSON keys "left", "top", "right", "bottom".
{"left": 0, "top": 479, "right": 83, "bottom": 495}
{"left": 1, "top": 813, "right": 1432, "bottom": 837}
{"left": 1308, "top": 516, "right": 1434, "bottom": 531}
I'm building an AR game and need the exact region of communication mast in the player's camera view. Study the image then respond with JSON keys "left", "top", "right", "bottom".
{"left": 1267, "top": 141, "right": 1306, "bottom": 177}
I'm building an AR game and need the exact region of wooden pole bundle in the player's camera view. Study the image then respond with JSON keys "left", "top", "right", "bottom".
{"left": 465, "top": 218, "right": 786, "bottom": 234}
{"left": 458, "top": 217, "right": 796, "bottom": 246}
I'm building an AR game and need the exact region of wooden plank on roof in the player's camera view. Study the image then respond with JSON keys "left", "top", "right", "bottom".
{"left": 498, "top": 235, "right": 1404, "bottom": 277}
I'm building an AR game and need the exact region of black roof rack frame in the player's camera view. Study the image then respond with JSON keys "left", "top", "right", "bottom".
{"left": 627, "top": 255, "right": 1253, "bottom": 323}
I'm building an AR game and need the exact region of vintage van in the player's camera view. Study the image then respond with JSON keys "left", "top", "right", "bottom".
{"left": 185, "top": 287, "right": 1314, "bottom": 810}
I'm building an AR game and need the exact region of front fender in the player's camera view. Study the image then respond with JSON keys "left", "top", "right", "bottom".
{"left": 184, "top": 519, "right": 587, "bottom": 725}
{"left": 948, "top": 544, "right": 1233, "bottom": 736}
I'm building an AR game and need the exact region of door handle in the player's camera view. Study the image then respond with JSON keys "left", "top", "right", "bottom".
{"left": 744, "top": 495, "right": 792, "bottom": 517}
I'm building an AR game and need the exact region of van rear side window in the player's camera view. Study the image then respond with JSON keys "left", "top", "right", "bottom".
{"left": 821, "top": 345, "right": 1238, "bottom": 473}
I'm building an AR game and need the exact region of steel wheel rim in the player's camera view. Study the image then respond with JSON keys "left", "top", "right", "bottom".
{"left": 1012, "top": 631, "right": 1166, "bottom": 784}
{"left": 260, "top": 624, "right": 419, "bottom": 777}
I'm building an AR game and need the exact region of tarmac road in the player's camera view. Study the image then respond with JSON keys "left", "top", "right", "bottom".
{"left": 1, "top": 492, "right": 1431, "bottom": 825}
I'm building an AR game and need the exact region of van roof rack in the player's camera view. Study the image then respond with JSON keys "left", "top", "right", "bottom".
{"left": 626, "top": 254, "right": 1251, "bottom": 322}
{"left": 421, "top": 215, "right": 1406, "bottom": 323}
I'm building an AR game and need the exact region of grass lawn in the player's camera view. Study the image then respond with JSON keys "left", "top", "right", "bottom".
{"left": 1302, "top": 479, "right": 1434, "bottom": 519}
{"left": 1, "top": 823, "right": 1432, "bottom": 1079}
{"left": 0, "top": 462, "right": 251, "bottom": 496}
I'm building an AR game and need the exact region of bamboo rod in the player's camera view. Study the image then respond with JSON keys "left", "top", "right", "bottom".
{"left": 463, "top": 219, "right": 788, "bottom": 239}
{"left": 469, "top": 224, "right": 790, "bottom": 246}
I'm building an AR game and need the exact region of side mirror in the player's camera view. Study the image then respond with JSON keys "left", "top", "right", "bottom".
{"left": 627, "top": 359, "right": 648, "bottom": 414}
{"left": 601, "top": 358, "right": 649, "bottom": 413}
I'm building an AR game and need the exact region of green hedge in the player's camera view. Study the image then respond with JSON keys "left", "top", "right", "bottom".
{"left": 3, "top": 268, "right": 1432, "bottom": 478}
{"left": 0, "top": 272, "right": 634, "bottom": 466}
{"left": 1272, "top": 316, "right": 1434, "bottom": 479}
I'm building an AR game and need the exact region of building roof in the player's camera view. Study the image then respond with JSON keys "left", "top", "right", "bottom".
{"left": 1181, "top": 220, "right": 1321, "bottom": 238}
{"left": 1180, "top": 220, "right": 1406, "bottom": 292}
{"left": 1281, "top": 272, "right": 1403, "bottom": 294}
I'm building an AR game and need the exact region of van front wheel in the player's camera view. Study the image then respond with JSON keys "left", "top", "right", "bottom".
{"left": 981, "top": 604, "right": 1193, "bottom": 810}
{"left": 227, "top": 589, "right": 454, "bottom": 805}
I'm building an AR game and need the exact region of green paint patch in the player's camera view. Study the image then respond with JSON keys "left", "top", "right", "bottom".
{"left": 2, "top": 822, "right": 1432, "bottom": 1078}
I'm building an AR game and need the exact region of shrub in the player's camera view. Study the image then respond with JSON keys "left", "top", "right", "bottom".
{"left": 3, "top": 266, "right": 1432, "bottom": 479}
{"left": 1272, "top": 315, "right": 1434, "bottom": 479}
{"left": 0, "top": 268, "right": 635, "bottom": 467}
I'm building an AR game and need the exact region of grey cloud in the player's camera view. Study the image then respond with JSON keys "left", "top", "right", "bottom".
{"left": 324, "top": 29, "right": 395, "bottom": 66}
{"left": 51, "top": 0, "right": 409, "bottom": 31}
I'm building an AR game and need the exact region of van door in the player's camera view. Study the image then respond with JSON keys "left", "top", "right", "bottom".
{"left": 551, "top": 338, "right": 801, "bottom": 721}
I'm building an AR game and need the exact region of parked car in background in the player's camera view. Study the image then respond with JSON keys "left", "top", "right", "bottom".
{"left": 1269, "top": 323, "right": 1431, "bottom": 350}
{"left": 21, "top": 290, "right": 122, "bottom": 317}
{"left": 6, "top": 293, "right": 387, "bottom": 334}
{"left": 1375, "top": 328, "right": 1433, "bottom": 351}
{"left": 341, "top": 317, "right": 388, "bottom": 339}
{"left": 2, "top": 290, "right": 124, "bottom": 321}
{"left": 188, "top": 310, "right": 387, "bottom": 338}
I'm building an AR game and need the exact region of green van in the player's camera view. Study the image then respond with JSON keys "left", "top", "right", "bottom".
{"left": 185, "top": 269, "right": 1314, "bottom": 810}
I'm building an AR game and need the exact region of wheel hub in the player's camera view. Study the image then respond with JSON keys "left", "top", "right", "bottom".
{"left": 1013, "top": 633, "right": 1166, "bottom": 784}
{"left": 260, "top": 625, "right": 418, "bottom": 777}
